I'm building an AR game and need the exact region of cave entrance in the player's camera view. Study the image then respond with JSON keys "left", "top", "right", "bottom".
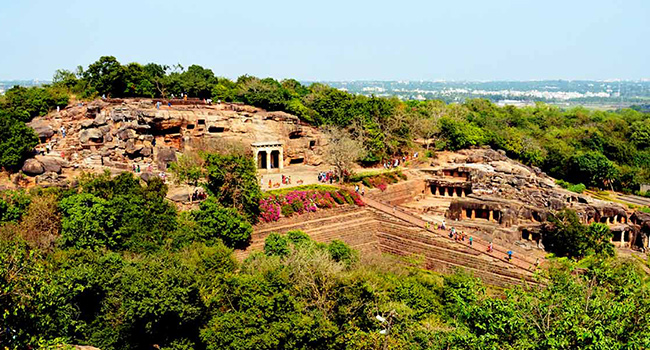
{"left": 208, "top": 126, "right": 225, "bottom": 133}
{"left": 289, "top": 158, "right": 304, "bottom": 165}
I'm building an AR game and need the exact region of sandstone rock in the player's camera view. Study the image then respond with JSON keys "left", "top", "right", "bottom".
{"left": 140, "top": 172, "right": 157, "bottom": 183}
{"left": 93, "top": 113, "right": 107, "bottom": 126}
{"left": 166, "top": 186, "right": 192, "bottom": 202}
{"left": 140, "top": 147, "right": 152, "bottom": 157}
{"left": 21, "top": 158, "right": 44, "bottom": 176}
{"left": 79, "top": 128, "right": 104, "bottom": 143}
{"left": 37, "top": 156, "right": 62, "bottom": 174}
{"left": 117, "top": 129, "right": 136, "bottom": 141}
{"left": 36, "top": 172, "right": 68, "bottom": 188}
{"left": 80, "top": 119, "right": 94, "bottom": 128}
{"left": 157, "top": 147, "right": 177, "bottom": 164}
{"left": 29, "top": 122, "right": 55, "bottom": 139}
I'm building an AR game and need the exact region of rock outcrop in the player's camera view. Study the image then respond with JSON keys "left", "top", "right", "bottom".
{"left": 23, "top": 99, "right": 327, "bottom": 177}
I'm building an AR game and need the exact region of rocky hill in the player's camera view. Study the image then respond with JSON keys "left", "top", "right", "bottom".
{"left": 17, "top": 98, "right": 327, "bottom": 188}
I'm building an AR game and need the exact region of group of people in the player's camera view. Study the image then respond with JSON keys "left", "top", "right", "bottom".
{"left": 189, "top": 188, "right": 207, "bottom": 203}
{"left": 382, "top": 152, "right": 419, "bottom": 169}
{"left": 354, "top": 184, "right": 365, "bottom": 196}
{"left": 448, "top": 227, "right": 473, "bottom": 246}
{"left": 318, "top": 170, "right": 335, "bottom": 184}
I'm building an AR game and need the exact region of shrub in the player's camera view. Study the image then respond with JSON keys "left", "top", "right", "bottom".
{"left": 287, "top": 230, "right": 311, "bottom": 245}
{"left": 568, "top": 183, "right": 586, "bottom": 194}
{"left": 193, "top": 198, "right": 252, "bottom": 249}
{"left": 327, "top": 240, "right": 358, "bottom": 267}
{"left": 264, "top": 232, "right": 290, "bottom": 256}
{"left": 281, "top": 204, "right": 294, "bottom": 217}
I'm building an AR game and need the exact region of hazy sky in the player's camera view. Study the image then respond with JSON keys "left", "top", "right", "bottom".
{"left": 1, "top": 0, "right": 648, "bottom": 81}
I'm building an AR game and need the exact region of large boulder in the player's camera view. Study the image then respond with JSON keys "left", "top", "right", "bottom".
{"left": 79, "top": 128, "right": 104, "bottom": 144}
{"left": 21, "top": 158, "right": 45, "bottom": 176}
{"left": 93, "top": 113, "right": 107, "bottom": 126}
{"left": 36, "top": 156, "right": 62, "bottom": 174}
{"left": 117, "top": 128, "right": 136, "bottom": 141}
{"left": 157, "top": 147, "right": 177, "bottom": 164}
{"left": 36, "top": 172, "right": 69, "bottom": 188}
{"left": 29, "top": 122, "right": 55, "bottom": 139}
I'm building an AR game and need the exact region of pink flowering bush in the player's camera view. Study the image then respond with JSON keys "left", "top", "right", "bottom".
{"left": 258, "top": 187, "right": 363, "bottom": 222}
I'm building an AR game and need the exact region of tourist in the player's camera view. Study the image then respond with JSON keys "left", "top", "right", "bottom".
{"left": 57, "top": 105, "right": 60, "bottom": 113}
{"left": 534, "top": 258, "right": 540, "bottom": 268}
{"left": 136, "top": 164, "right": 140, "bottom": 173}
{"left": 355, "top": 184, "right": 359, "bottom": 193}
{"left": 361, "top": 188, "right": 365, "bottom": 196}
{"left": 60, "top": 126, "right": 66, "bottom": 138}
{"left": 132, "top": 164, "right": 136, "bottom": 172}
{"left": 488, "top": 242, "right": 493, "bottom": 253}
{"left": 469, "top": 236, "right": 473, "bottom": 246}
{"left": 507, "top": 250, "right": 513, "bottom": 262}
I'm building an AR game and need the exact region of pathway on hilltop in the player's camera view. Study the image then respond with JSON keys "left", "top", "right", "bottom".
{"left": 361, "top": 196, "right": 541, "bottom": 273}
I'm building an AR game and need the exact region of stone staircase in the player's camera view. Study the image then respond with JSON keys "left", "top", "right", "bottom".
{"left": 237, "top": 206, "right": 380, "bottom": 259}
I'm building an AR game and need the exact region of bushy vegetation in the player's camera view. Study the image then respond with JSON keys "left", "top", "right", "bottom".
{"left": 4, "top": 210, "right": 650, "bottom": 349}
{"left": 259, "top": 186, "right": 364, "bottom": 223}
{"left": 541, "top": 209, "right": 615, "bottom": 259}
{"left": 349, "top": 169, "right": 406, "bottom": 191}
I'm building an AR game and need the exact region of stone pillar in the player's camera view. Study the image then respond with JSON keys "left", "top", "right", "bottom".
{"left": 451, "top": 187, "right": 456, "bottom": 197}
{"left": 620, "top": 231, "right": 625, "bottom": 248}
{"left": 461, "top": 188, "right": 466, "bottom": 197}
{"left": 434, "top": 186, "right": 439, "bottom": 196}
{"left": 266, "top": 150, "right": 271, "bottom": 171}
{"left": 461, "top": 210, "right": 467, "bottom": 220}
{"left": 471, "top": 210, "right": 476, "bottom": 219}
{"left": 489, "top": 210, "right": 494, "bottom": 222}
{"left": 606, "top": 217, "right": 610, "bottom": 225}
{"left": 279, "top": 148, "right": 284, "bottom": 170}
{"left": 614, "top": 215, "right": 618, "bottom": 225}
{"left": 254, "top": 150, "right": 259, "bottom": 168}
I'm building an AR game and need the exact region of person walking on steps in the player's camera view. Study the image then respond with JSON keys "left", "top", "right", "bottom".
{"left": 507, "top": 250, "right": 513, "bottom": 262}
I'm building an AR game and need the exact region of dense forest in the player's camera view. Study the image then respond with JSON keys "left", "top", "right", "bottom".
{"left": 2, "top": 171, "right": 650, "bottom": 349}
{"left": 2, "top": 56, "right": 650, "bottom": 192}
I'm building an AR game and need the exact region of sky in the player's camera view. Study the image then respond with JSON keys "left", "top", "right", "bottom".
{"left": 0, "top": 0, "right": 649, "bottom": 81}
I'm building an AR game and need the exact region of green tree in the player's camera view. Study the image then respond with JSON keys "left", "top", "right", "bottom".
{"left": 0, "top": 112, "right": 39, "bottom": 170}
{"left": 569, "top": 151, "right": 618, "bottom": 188}
{"left": 541, "top": 210, "right": 614, "bottom": 259}
{"left": 82, "top": 56, "right": 125, "bottom": 97}
{"left": 263, "top": 232, "right": 290, "bottom": 256}
{"left": 204, "top": 152, "right": 261, "bottom": 222}
{"left": 193, "top": 197, "right": 252, "bottom": 248}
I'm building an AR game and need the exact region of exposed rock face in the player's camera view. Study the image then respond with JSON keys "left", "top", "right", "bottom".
{"left": 415, "top": 148, "right": 636, "bottom": 249}
{"left": 28, "top": 121, "right": 55, "bottom": 139}
{"left": 23, "top": 99, "right": 327, "bottom": 177}
{"left": 36, "top": 156, "right": 63, "bottom": 174}
{"left": 79, "top": 128, "right": 104, "bottom": 144}
{"left": 36, "top": 172, "right": 69, "bottom": 188}
{"left": 22, "top": 158, "right": 45, "bottom": 175}
{"left": 156, "top": 147, "right": 177, "bottom": 165}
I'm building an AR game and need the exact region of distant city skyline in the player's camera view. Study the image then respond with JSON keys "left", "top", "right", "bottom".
{"left": 1, "top": 0, "right": 648, "bottom": 81}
